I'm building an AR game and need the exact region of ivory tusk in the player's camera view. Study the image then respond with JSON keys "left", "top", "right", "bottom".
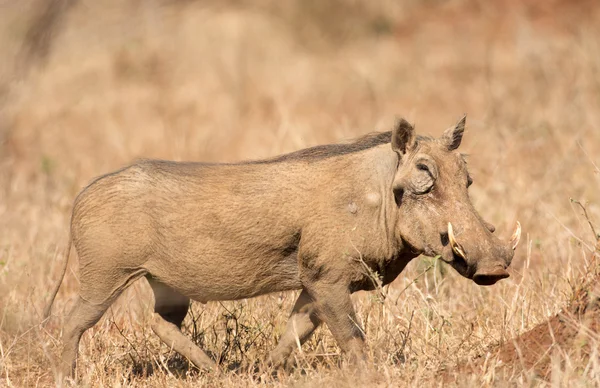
{"left": 448, "top": 222, "right": 466, "bottom": 259}
{"left": 510, "top": 221, "right": 521, "bottom": 250}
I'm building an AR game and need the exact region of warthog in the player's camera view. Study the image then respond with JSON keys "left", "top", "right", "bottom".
{"left": 45, "top": 116, "right": 521, "bottom": 378}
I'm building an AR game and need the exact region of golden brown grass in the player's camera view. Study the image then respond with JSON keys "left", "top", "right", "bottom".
{"left": 1, "top": 0, "right": 600, "bottom": 386}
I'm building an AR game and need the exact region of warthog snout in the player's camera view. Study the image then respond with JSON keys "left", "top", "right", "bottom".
{"left": 447, "top": 221, "right": 522, "bottom": 286}
{"left": 473, "top": 266, "right": 510, "bottom": 286}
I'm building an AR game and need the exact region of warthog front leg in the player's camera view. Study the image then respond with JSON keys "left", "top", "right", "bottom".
{"left": 302, "top": 275, "right": 367, "bottom": 364}
{"left": 267, "top": 289, "right": 321, "bottom": 368}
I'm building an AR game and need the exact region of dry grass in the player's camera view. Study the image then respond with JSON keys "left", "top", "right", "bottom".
{"left": 1, "top": 0, "right": 600, "bottom": 386}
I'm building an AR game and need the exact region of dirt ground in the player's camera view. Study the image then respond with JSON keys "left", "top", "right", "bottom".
{"left": 444, "top": 238, "right": 600, "bottom": 383}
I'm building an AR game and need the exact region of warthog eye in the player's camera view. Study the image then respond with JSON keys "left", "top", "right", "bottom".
{"left": 412, "top": 161, "right": 436, "bottom": 194}
{"left": 467, "top": 175, "right": 473, "bottom": 187}
{"left": 416, "top": 163, "right": 430, "bottom": 173}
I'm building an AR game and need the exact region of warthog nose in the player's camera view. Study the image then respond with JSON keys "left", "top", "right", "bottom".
{"left": 473, "top": 266, "right": 509, "bottom": 286}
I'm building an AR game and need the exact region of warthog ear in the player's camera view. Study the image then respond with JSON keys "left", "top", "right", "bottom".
{"left": 391, "top": 118, "right": 416, "bottom": 156}
{"left": 441, "top": 115, "right": 466, "bottom": 151}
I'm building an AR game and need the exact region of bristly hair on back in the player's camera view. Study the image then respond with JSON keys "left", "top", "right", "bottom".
{"left": 247, "top": 131, "right": 434, "bottom": 164}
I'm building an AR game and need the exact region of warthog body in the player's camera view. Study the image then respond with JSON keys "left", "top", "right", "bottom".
{"left": 45, "top": 116, "right": 520, "bottom": 378}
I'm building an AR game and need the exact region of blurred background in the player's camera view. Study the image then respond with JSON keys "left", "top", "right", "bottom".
{"left": 1, "top": 0, "right": 599, "bottom": 386}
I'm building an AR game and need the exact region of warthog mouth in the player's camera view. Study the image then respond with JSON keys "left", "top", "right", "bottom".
{"left": 472, "top": 267, "right": 510, "bottom": 286}
{"left": 444, "top": 221, "right": 520, "bottom": 286}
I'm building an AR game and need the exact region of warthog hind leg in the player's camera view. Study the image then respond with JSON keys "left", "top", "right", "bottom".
{"left": 59, "top": 296, "right": 115, "bottom": 380}
{"left": 148, "top": 279, "right": 215, "bottom": 371}
{"left": 267, "top": 289, "right": 321, "bottom": 368}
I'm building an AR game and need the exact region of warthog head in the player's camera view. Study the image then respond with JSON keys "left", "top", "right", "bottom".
{"left": 391, "top": 116, "right": 521, "bottom": 286}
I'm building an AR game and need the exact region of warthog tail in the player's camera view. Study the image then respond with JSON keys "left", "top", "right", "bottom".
{"left": 43, "top": 234, "right": 73, "bottom": 320}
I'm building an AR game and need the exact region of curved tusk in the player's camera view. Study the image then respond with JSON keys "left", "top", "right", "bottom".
{"left": 448, "top": 222, "right": 466, "bottom": 259}
{"left": 510, "top": 221, "right": 521, "bottom": 250}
